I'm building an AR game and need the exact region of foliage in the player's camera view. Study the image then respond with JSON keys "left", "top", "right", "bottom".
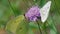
{"left": 0, "top": 0, "right": 60, "bottom": 34}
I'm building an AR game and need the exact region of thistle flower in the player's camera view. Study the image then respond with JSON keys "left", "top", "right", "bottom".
{"left": 25, "top": 1, "right": 51, "bottom": 22}
{"left": 25, "top": 6, "right": 40, "bottom": 21}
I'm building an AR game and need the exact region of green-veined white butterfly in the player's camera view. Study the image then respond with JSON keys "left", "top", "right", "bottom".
{"left": 39, "top": 1, "right": 52, "bottom": 23}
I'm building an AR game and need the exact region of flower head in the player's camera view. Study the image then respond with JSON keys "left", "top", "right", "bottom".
{"left": 25, "top": 6, "right": 40, "bottom": 21}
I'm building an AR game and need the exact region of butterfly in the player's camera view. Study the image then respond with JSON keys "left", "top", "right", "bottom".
{"left": 6, "top": 15, "right": 28, "bottom": 34}
{"left": 39, "top": 1, "right": 52, "bottom": 23}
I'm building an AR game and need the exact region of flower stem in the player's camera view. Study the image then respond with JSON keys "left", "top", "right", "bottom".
{"left": 36, "top": 21, "right": 42, "bottom": 34}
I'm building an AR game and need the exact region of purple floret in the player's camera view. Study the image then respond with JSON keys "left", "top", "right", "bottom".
{"left": 25, "top": 6, "right": 40, "bottom": 21}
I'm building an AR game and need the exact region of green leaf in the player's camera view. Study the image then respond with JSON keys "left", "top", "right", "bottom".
{"left": 28, "top": 28, "right": 34, "bottom": 34}
{"left": 48, "top": 0, "right": 60, "bottom": 34}
{"left": 39, "top": 0, "right": 47, "bottom": 7}
{"left": 47, "top": 16, "right": 57, "bottom": 34}
{"left": 29, "top": 22, "right": 38, "bottom": 29}
{"left": 6, "top": 15, "right": 28, "bottom": 34}
{"left": 50, "top": 29, "right": 56, "bottom": 34}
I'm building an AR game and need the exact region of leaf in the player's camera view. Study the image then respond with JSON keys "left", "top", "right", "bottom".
{"left": 50, "top": 29, "right": 56, "bottom": 34}
{"left": 6, "top": 15, "right": 28, "bottom": 34}
{"left": 29, "top": 22, "right": 38, "bottom": 29}
{"left": 49, "top": 0, "right": 60, "bottom": 34}
{"left": 28, "top": 28, "right": 34, "bottom": 34}
{"left": 39, "top": 0, "right": 47, "bottom": 7}
{"left": 47, "top": 15, "right": 57, "bottom": 34}
{"left": 28, "top": 22, "right": 39, "bottom": 34}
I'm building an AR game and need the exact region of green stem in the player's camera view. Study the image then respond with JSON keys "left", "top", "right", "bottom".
{"left": 37, "top": 21, "right": 42, "bottom": 34}
{"left": 44, "top": 23, "right": 47, "bottom": 34}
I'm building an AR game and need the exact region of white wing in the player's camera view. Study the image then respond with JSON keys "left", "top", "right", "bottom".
{"left": 39, "top": 1, "right": 51, "bottom": 23}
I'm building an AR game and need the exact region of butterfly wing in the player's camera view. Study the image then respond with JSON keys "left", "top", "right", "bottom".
{"left": 6, "top": 15, "right": 28, "bottom": 34}
{"left": 39, "top": 1, "right": 51, "bottom": 23}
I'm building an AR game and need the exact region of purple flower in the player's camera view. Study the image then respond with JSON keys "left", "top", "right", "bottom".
{"left": 25, "top": 6, "right": 40, "bottom": 21}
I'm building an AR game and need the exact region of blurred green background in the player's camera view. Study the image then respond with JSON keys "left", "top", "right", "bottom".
{"left": 0, "top": 0, "right": 60, "bottom": 34}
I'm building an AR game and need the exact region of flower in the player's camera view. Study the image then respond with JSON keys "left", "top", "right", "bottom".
{"left": 25, "top": 6, "right": 40, "bottom": 21}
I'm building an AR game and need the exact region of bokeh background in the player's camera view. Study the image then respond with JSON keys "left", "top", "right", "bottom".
{"left": 0, "top": 0, "right": 60, "bottom": 34}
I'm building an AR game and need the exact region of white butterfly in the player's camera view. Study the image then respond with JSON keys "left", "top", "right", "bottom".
{"left": 39, "top": 1, "right": 51, "bottom": 23}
